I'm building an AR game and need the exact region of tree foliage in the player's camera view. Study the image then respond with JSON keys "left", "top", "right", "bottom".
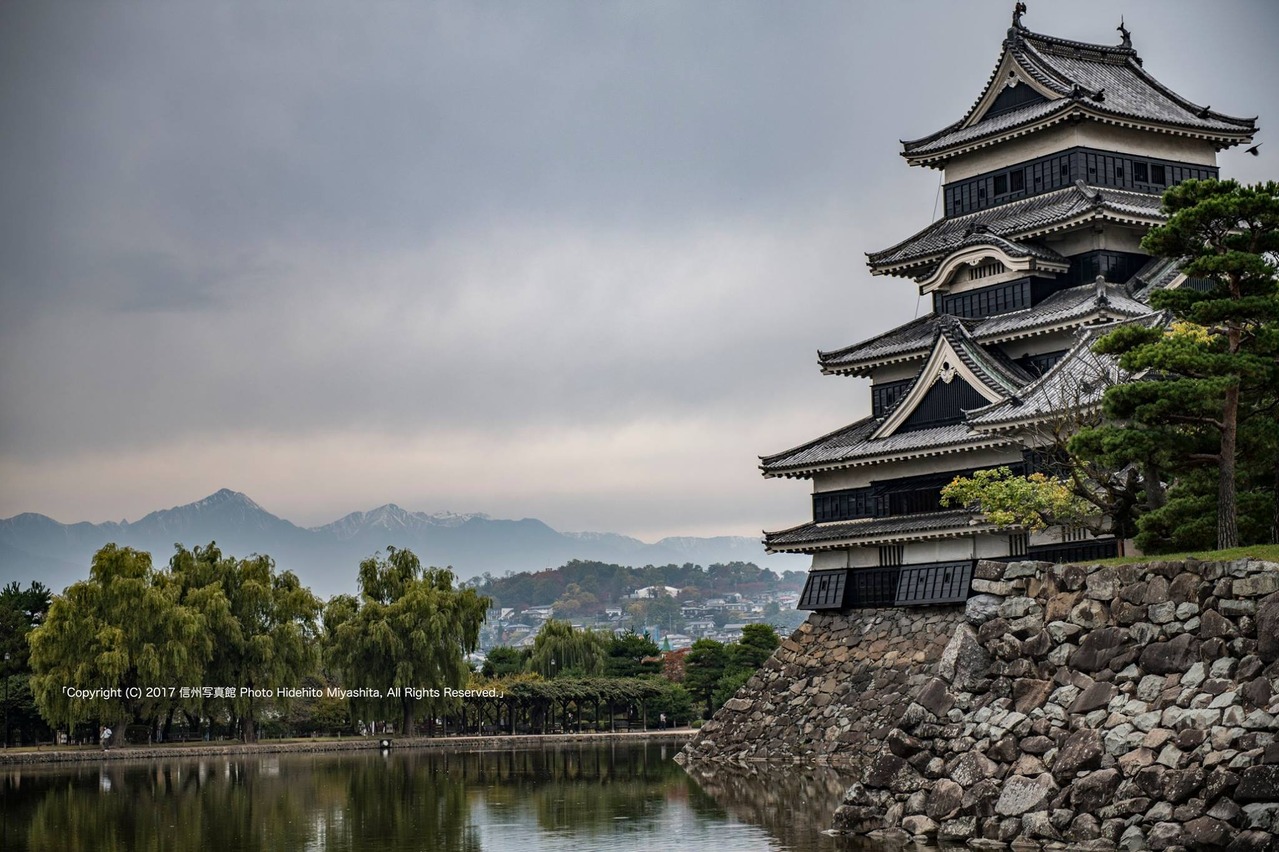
{"left": 603, "top": 630, "right": 662, "bottom": 678}
{"left": 168, "top": 543, "right": 321, "bottom": 742}
{"left": 323, "top": 547, "right": 489, "bottom": 735}
{"left": 526, "top": 619, "right": 605, "bottom": 678}
{"left": 480, "top": 646, "right": 528, "bottom": 678}
{"left": 940, "top": 466, "right": 1092, "bottom": 531}
{"left": 28, "top": 545, "right": 211, "bottom": 732}
{"left": 1093, "top": 179, "right": 1279, "bottom": 550}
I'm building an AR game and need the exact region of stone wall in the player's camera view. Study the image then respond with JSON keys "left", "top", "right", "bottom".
{"left": 678, "top": 606, "right": 963, "bottom": 766}
{"left": 681, "top": 558, "right": 1279, "bottom": 850}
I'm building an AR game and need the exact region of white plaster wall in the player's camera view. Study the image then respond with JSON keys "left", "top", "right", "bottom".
{"left": 904, "top": 538, "right": 977, "bottom": 563}
{"left": 1043, "top": 226, "right": 1148, "bottom": 258}
{"left": 998, "top": 330, "right": 1078, "bottom": 359}
{"left": 944, "top": 122, "right": 1219, "bottom": 182}
{"left": 815, "top": 447, "right": 1023, "bottom": 492}
{"left": 869, "top": 361, "right": 925, "bottom": 384}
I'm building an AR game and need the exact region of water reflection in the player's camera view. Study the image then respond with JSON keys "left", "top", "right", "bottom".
{"left": 0, "top": 743, "right": 895, "bottom": 852}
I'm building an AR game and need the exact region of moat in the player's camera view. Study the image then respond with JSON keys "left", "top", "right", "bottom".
{"left": 0, "top": 741, "right": 901, "bottom": 852}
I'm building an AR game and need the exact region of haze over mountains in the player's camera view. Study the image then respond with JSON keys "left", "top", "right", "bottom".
{"left": 0, "top": 489, "right": 802, "bottom": 598}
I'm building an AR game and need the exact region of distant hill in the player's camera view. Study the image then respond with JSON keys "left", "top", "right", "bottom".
{"left": 0, "top": 489, "right": 806, "bottom": 598}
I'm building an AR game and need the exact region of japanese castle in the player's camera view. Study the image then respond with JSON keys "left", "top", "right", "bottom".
{"left": 766, "top": 8, "right": 1256, "bottom": 612}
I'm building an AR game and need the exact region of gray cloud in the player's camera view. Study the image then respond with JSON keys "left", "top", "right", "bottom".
{"left": 2, "top": 0, "right": 1276, "bottom": 538}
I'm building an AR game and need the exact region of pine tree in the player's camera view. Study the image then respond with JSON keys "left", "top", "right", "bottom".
{"left": 1094, "top": 179, "right": 1279, "bottom": 550}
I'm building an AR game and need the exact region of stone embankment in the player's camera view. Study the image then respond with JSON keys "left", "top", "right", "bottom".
{"left": 680, "top": 558, "right": 1279, "bottom": 850}
{"left": 0, "top": 729, "right": 694, "bottom": 766}
{"left": 677, "top": 606, "right": 963, "bottom": 765}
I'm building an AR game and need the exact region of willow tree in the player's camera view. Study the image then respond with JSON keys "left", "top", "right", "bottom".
{"left": 28, "top": 544, "right": 211, "bottom": 737}
{"left": 169, "top": 543, "right": 321, "bottom": 742}
{"left": 324, "top": 547, "right": 489, "bottom": 736}
{"left": 527, "top": 619, "right": 606, "bottom": 678}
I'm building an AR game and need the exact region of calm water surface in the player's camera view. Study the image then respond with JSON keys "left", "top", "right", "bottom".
{"left": 1, "top": 741, "right": 898, "bottom": 852}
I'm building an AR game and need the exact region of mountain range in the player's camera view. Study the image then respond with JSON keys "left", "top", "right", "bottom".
{"left": 0, "top": 489, "right": 803, "bottom": 598}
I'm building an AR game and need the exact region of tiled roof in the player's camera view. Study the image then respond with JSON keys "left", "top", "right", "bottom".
{"left": 819, "top": 314, "right": 952, "bottom": 373}
{"left": 903, "top": 26, "right": 1256, "bottom": 161}
{"left": 1130, "top": 256, "right": 1185, "bottom": 302}
{"left": 867, "top": 183, "right": 1164, "bottom": 274}
{"left": 971, "top": 279, "right": 1152, "bottom": 339}
{"left": 967, "top": 312, "right": 1168, "bottom": 428}
{"left": 820, "top": 278, "right": 1156, "bottom": 376}
{"left": 760, "top": 419, "right": 1011, "bottom": 477}
{"left": 764, "top": 510, "right": 980, "bottom": 552}
{"left": 938, "top": 315, "right": 1035, "bottom": 394}
{"left": 950, "top": 232, "right": 1069, "bottom": 265}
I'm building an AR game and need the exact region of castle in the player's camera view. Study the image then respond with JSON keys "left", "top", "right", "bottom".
{"left": 762, "top": 8, "right": 1257, "bottom": 613}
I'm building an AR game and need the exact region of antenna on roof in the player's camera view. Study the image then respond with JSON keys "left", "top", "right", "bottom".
{"left": 1117, "top": 18, "right": 1132, "bottom": 49}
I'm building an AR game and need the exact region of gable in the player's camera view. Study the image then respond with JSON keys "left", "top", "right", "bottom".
{"left": 899, "top": 376, "right": 991, "bottom": 432}
{"left": 873, "top": 333, "right": 1009, "bottom": 439}
{"left": 986, "top": 82, "right": 1049, "bottom": 118}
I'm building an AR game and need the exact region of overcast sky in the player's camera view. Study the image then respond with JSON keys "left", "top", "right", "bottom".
{"left": 2, "top": 0, "right": 1276, "bottom": 541}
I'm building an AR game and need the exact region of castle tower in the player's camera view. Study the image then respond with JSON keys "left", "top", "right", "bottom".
{"left": 763, "top": 9, "right": 1256, "bottom": 612}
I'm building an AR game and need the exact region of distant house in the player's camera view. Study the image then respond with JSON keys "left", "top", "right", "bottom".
{"left": 629, "top": 585, "right": 680, "bottom": 599}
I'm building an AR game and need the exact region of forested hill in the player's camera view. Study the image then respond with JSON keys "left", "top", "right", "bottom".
{"left": 467, "top": 560, "right": 806, "bottom": 611}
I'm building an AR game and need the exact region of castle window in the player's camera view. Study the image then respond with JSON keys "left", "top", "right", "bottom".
{"left": 993, "top": 174, "right": 1008, "bottom": 195}
{"left": 1150, "top": 164, "right": 1167, "bottom": 184}
{"left": 1010, "top": 170, "right": 1025, "bottom": 192}
{"left": 879, "top": 545, "right": 904, "bottom": 567}
{"left": 1133, "top": 162, "right": 1148, "bottom": 182}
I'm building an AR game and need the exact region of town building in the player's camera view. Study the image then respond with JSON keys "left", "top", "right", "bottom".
{"left": 763, "top": 8, "right": 1256, "bottom": 612}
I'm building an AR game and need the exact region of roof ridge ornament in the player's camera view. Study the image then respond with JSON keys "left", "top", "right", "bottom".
{"left": 1074, "top": 179, "right": 1103, "bottom": 205}
{"left": 1117, "top": 17, "right": 1132, "bottom": 49}
{"left": 1012, "top": 2, "right": 1027, "bottom": 29}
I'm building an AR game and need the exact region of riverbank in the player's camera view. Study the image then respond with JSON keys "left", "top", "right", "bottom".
{"left": 0, "top": 728, "right": 695, "bottom": 766}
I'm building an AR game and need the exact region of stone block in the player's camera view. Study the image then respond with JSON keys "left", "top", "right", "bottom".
{"left": 965, "top": 594, "right": 1003, "bottom": 626}
{"left": 1237, "top": 765, "right": 1279, "bottom": 803}
{"left": 947, "top": 751, "right": 999, "bottom": 787}
{"left": 1258, "top": 592, "right": 1279, "bottom": 663}
{"left": 1070, "top": 767, "right": 1121, "bottom": 813}
{"left": 1069, "top": 681, "right": 1119, "bottom": 715}
{"left": 971, "top": 579, "right": 1022, "bottom": 596}
{"left": 901, "top": 814, "right": 938, "bottom": 837}
{"left": 994, "top": 773, "right": 1056, "bottom": 816}
{"left": 1053, "top": 728, "right": 1104, "bottom": 779}
{"left": 1234, "top": 573, "right": 1279, "bottom": 597}
{"left": 1085, "top": 566, "right": 1120, "bottom": 601}
{"left": 1184, "top": 816, "right": 1233, "bottom": 848}
{"left": 925, "top": 778, "right": 965, "bottom": 821}
{"left": 1070, "top": 599, "right": 1111, "bottom": 629}
{"left": 1069, "top": 627, "right": 1132, "bottom": 673}
{"left": 1138, "top": 633, "right": 1199, "bottom": 674}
